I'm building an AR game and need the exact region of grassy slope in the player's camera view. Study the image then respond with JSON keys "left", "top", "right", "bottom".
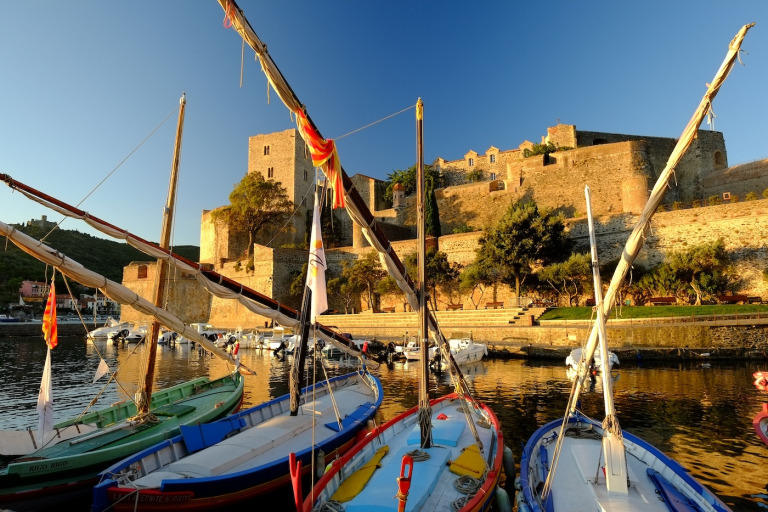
{"left": 538, "top": 304, "right": 768, "bottom": 321}
{"left": 0, "top": 225, "right": 199, "bottom": 298}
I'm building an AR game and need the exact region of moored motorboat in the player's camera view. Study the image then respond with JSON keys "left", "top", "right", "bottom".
{"left": 93, "top": 371, "right": 382, "bottom": 511}
{"left": 565, "top": 346, "right": 618, "bottom": 372}
{"left": 434, "top": 333, "right": 487, "bottom": 371}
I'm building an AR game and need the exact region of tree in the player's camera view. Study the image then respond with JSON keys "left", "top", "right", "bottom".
{"left": 403, "top": 249, "right": 458, "bottom": 311}
{"left": 425, "top": 176, "right": 442, "bottom": 238}
{"left": 668, "top": 239, "right": 730, "bottom": 305}
{"left": 211, "top": 172, "right": 294, "bottom": 260}
{"left": 475, "top": 201, "right": 571, "bottom": 298}
{"left": 346, "top": 251, "right": 387, "bottom": 311}
{"left": 327, "top": 262, "right": 365, "bottom": 314}
{"left": 537, "top": 253, "right": 591, "bottom": 306}
{"left": 459, "top": 262, "right": 495, "bottom": 310}
{"left": 466, "top": 168, "right": 484, "bottom": 183}
{"left": 383, "top": 164, "right": 442, "bottom": 202}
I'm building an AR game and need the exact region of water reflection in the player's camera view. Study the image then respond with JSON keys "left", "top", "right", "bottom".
{"left": 0, "top": 337, "right": 766, "bottom": 510}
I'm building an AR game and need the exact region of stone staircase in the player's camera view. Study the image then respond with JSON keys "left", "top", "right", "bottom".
{"left": 319, "top": 307, "right": 550, "bottom": 331}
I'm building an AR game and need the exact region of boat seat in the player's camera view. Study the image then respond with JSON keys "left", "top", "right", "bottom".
{"left": 406, "top": 420, "right": 465, "bottom": 447}
{"left": 166, "top": 402, "right": 334, "bottom": 477}
{"left": 646, "top": 469, "right": 703, "bottom": 512}
{"left": 152, "top": 404, "right": 196, "bottom": 417}
{"left": 180, "top": 416, "right": 247, "bottom": 453}
{"left": 344, "top": 445, "right": 452, "bottom": 512}
{"left": 325, "top": 402, "right": 373, "bottom": 432}
{"left": 135, "top": 471, "right": 189, "bottom": 489}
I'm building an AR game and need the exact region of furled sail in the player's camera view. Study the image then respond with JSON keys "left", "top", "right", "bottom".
{"left": 0, "top": 219, "right": 254, "bottom": 371}
{"left": 0, "top": 175, "right": 374, "bottom": 366}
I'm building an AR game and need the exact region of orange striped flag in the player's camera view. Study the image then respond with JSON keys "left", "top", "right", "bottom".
{"left": 42, "top": 281, "right": 58, "bottom": 350}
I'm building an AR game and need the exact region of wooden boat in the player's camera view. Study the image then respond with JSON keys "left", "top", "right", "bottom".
{"left": 92, "top": 371, "right": 382, "bottom": 511}
{"left": 0, "top": 94, "right": 247, "bottom": 510}
{"left": 433, "top": 334, "right": 487, "bottom": 371}
{"left": 519, "top": 413, "right": 731, "bottom": 512}
{"left": 753, "top": 404, "right": 768, "bottom": 446}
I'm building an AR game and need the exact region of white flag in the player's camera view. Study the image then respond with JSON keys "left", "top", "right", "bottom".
{"left": 305, "top": 192, "right": 328, "bottom": 324}
{"left": 92, "top": 358, "right": 110, "bottom": 384}
{"left": 36, "top": 348, "right": 54, "bottom": 447}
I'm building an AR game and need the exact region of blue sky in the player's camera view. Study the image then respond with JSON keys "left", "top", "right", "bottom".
{"left": 1, "top": 1, "right": 765, "bottom": 247}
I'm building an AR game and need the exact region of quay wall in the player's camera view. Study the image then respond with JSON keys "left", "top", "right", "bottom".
{"left": 0, "top": 321, "right": 99, "bottom": 337}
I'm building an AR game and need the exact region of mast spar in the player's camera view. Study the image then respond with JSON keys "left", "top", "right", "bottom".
{"left": 138, "top": 92, "right": 186, "bottom": 415}
{"left": 416, "top": 98, "right": 432, "bottom": 448}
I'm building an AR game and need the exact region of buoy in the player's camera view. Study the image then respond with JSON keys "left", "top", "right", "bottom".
{"left": 515, "top": 489, "right": 533, "bottom": 512}
{"left": 495, "top": 487, "right": 513, "bottom": 512}
{"left": 502, "top": 445, "right": 516, "bottom": 495}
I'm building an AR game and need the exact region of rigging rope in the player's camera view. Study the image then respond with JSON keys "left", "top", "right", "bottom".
{"left": 333, "top": 104, "right": 416, "bottom": 141}
{"left": 40, "top": 102, "right": 182, "bottom": 243}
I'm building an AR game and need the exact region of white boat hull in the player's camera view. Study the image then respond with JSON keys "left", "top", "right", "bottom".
{"left": 566, "top": 347, "right": 619, "bottom": 372}
{"left": 518, "top": 414, "right": 731, "bottom": 511}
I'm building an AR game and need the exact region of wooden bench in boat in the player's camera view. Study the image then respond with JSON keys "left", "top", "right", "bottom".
{"left": 484, "top": 301, "right": 504, "bottom": 309}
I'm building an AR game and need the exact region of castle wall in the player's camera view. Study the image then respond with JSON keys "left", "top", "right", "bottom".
{"left": 120, "top": 262, "right": 211, "bottom": 324}
{"left": 701, "top": 158, "right": 768, "bottom": 199}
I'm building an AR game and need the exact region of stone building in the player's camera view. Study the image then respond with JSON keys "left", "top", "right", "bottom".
{"left": 121, "top": 123, "right": 768, "bottom": 327}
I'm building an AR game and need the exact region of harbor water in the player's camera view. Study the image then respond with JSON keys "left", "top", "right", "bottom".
{"left": 1, "top": 335, "right": 766, "bottom": 511}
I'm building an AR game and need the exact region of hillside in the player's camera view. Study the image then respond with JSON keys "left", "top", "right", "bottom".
{"left": 0, "top": 224, "right": 199, "bottom": 301}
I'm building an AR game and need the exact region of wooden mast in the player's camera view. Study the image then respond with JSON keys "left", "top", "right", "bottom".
{"left": 138, "top": 93, "right": 186, "bottom": 414}
{"left": 416, "top": 98, "right": 432, "bottom": 448}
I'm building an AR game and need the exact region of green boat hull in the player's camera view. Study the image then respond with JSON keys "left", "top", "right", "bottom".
{"left": 0, "top": 371, "right": 243, "bottom": 507}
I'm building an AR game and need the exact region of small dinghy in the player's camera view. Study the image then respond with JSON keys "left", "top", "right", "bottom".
{"left": 753, "top": 404, "right": 768, "bottom": 446}
{"left": 566, "top": 347, "right": 619, "bottom": 372}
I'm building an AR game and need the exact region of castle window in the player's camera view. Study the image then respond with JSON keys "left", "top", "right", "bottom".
{"left": 264, "top": 145, "right": 270, "bottom": 156}
{"left": 267, "top": 167, "right": 274, "bottom": 178}
{"left": 490, "top": 154, "right": 496, "bottom": 163}
{"left": 490, "top": 173, "right": 497, "bottom": 181}
{"left": 468, "top": 158, "right": 474, "bottom": 167}
{"left": 304, "top": 169, "right": 308, "bottom": 181}
{"left": 714, "top": 151, "right": 725, "bottom": 169}
{"left": 138, "top": 265, "right": 148, "bottom": 279}
{"left": 301, "top": 197, "right": 307, "bottom": 206}
{"left": 592, "top": 138, "right": 608, "bottom": 145}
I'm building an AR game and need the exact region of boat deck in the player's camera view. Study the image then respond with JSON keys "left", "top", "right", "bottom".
{"left": 320, "top": 398, "right": 496, "bottom": 512}
{"left": 130, "top": 376, "right": 377, "bottom": 486}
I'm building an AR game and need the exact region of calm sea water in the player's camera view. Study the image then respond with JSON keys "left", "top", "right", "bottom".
{"left": 1, "top": 335, "right": 766, "bottom": 511}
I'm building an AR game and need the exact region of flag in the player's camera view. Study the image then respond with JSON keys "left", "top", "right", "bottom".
{"left": 36, "top": 347, "right": 53, "bottom": 446}
{"left": 42, "top": 280, "right": 58, "bottom": 350}
{"left": 92, "top": 358, "right": 110, "bottom": 384}
{"left": 305, "top": 193, "right": 328, "bottom": 323}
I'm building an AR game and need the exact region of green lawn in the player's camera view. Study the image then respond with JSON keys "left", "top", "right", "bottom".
{"left": 538, "top": 304, "right": 768, "bottom": 321}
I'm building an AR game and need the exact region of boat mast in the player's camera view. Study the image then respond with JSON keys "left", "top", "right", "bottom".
{"left": 586, "top": 185, "right": 627, "bottom": 494}
{"left": 138, "top": 93, "right": 186, "bottom": 414}
{"left": 290, "top": 179, "right": 327, "bottom": 416}
{"left": 416, "top": 98, "right": 432, "bottom": 448}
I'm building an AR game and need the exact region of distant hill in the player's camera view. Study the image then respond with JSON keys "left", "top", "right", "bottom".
{"left": 0, "top": 224, "right": 199, "bottom": 302}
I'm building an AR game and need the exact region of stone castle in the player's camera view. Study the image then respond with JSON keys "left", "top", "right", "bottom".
{"left": 121, "top": 124, "right": 768, "bottom": 327}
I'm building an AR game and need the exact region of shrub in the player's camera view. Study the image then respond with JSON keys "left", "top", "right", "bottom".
{"left": 692, "top": 200, "right": 701, "bottom": 208}
{"left": 707, "top": 195, "right": 722, "bottom": 206}
{"left": 730, "top": 195, "right": 738, "bottom": 203}
{"left": 672, "top": 201, "right": 683, "bottom": 210}
{"left": 656, "top": 205, "right": 666, "bottom": 213}
{"left": 466, "top": 168, "right": 484, "bottom": 183}
{"left": 246, "top": 257, "right": 255, "bottom": 272}
{"left": 746, "top": 192, "right": 758, "bottom": 201}
{"left": 763, "top": 188, "right": 768, "bottom": 199}
{"left": 452, "top": 224, "right": 475, "bottom": 234}
{"left": 234, "top": 260, "right": 242, "bottom": 272}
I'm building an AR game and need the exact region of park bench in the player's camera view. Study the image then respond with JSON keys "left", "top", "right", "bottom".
{"left": 446, "top": 304, "right": 463, "bottom": 311}
{"left": 748, "top": 297, "right": 762, "bottom": 304}
{"left": 485, "top": 301, "right": 504, "bottom": 309}
{"left": 585, "top": 298, "right": 596, "bottom": 307}
{"left": 648, "top": 297, "right": 676, "bottom": 306}
{"left": 381, "top": 307, "right": 396, "bottom": 313}
{"left": 717, "top": 294, "right": 749, "bottom": 305}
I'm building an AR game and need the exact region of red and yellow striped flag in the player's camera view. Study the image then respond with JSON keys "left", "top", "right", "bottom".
{"left": 42, "top": 281, "right": 58, "bottom": 350}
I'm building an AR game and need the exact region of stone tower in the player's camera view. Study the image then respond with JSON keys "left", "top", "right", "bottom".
{"left": 247, "top": 128, "right": 315, "bottom": 246}
{"left": 392, "top": 182, "right": 405, "bottom": 209}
